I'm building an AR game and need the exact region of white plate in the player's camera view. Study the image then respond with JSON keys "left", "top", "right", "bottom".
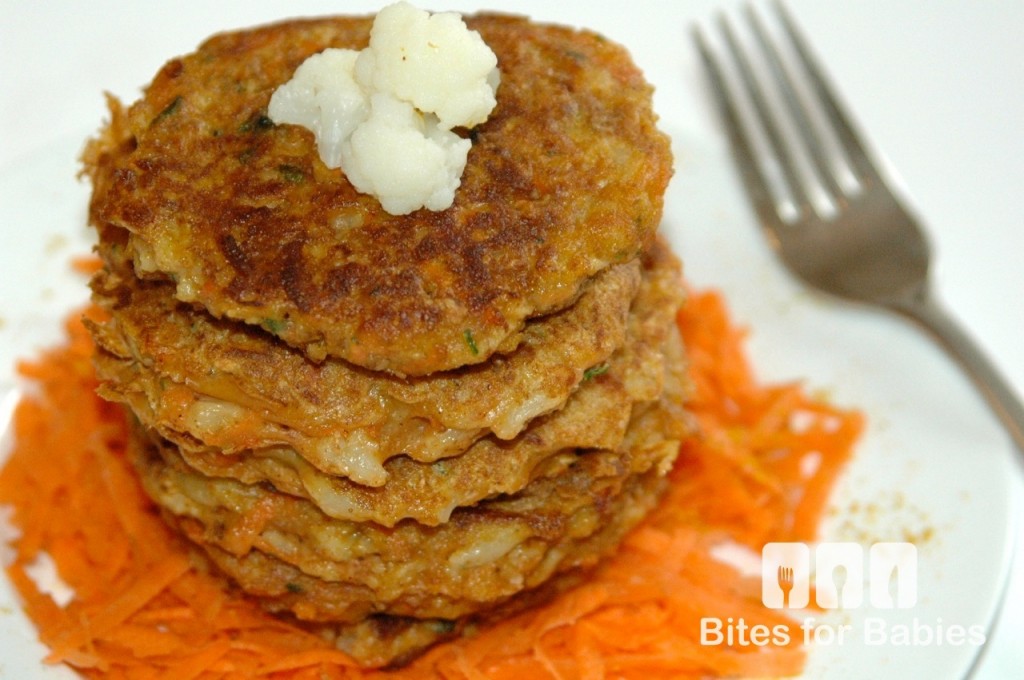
{"left": 2, "top": 2, "right": 1022, "bottom": 678}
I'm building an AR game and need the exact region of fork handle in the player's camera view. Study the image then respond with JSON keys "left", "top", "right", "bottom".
{"left": 888, "top": 288, "right": 1024, "bottom": 457}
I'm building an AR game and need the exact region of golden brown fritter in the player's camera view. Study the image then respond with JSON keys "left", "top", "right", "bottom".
{"left": 82, "top": 13, "right": 673, "bottom": 375}
{"left": 101, "top": 239, "right": 686, "bottom": 527}
{"left": 88, "top": 224, "right": 647, "bottom": 488}
{"left": 129, "top": 379, "right": 684, "bottom": 625}
{"left": 165, "top": 475, "right": 661, "bottom": 669}
{"left": 130, "top": 332, "right": 689, "bottom": 667}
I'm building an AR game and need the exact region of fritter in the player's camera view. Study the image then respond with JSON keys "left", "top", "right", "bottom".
{"left": 326, "top": 568, "right": 594, "bottom": 667}
{"left": 82, "top": 13, "right": 673, "bottom": 375}
{"left": 166, "top": 472, "right": 666, "bottom": 669}
{"left": 147, "top": 369, "right": 637, "bottom": 527}
{"left": 118, "top": 240, "right": 686, "bottom": 527}
{"left": 88, "top": 224, "right": 644, "bottom": 487}
{"left": 129, "top": 379, "right": 684, "bottom": 626}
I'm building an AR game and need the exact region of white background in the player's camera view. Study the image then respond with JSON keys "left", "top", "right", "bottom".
{"left": 2, "top": 2, "right": 1022, "bottom": 678}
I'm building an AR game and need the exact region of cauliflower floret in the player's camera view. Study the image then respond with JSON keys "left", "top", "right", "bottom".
{"left": 355, "top": 1, "right": 499, "bottom": 130}
{"left": 267, "top": 48, "right": 367, "bottom": 169}
{"left": 341, "top": 94, "right": 471, "bottom": 215}
{"left": 267, "top": 1, "right": 499, "bottom": 215}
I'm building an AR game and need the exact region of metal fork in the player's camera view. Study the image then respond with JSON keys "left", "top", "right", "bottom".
{"left": 693, "top": 1, "right": 1024, "bottom": 456}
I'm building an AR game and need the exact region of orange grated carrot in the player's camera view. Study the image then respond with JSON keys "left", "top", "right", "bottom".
{"left": 0, "top": 287, "right": 862, "bottom": 679}
{"left": 256, "top": 648, "right": 360, "bottom": 675}
{"left": 45, "top": 554, "right": 192, "bottom": 663}
{"left": 70, "top": 254, "right": 103, "bottom": 276}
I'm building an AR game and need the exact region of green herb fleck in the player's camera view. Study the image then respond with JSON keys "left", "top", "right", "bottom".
{"left": 583, "top": 363, "right": 609, "bottom": 381}
{"left": 262, "top": 318, "right": 286, "bottom": 334}
{"left": 612, "top": 248, "right": 633, "bottom": 263}
{"left": 463, "top": 329, "right": 479, "bottom": 356}
{"left": 151, "top": 95, "right": 182, "bottom": 125}
{"left": 285, "top": 582, "right": 303, "bottom": 594}
{"left": 430, "top": 619, "right": 457, "bottom": 634}
{"left": 278, "top": 164, "right": 306, "bottom": 184}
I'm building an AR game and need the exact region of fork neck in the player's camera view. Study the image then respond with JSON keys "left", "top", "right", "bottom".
{"left": 885, "top": 286, "right": 1024, "bottom": 458}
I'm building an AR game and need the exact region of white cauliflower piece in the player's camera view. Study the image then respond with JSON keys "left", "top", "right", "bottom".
{"left": 355, "top": 1, "right": 499, "bottom": 130}
{"left": 341, "top": 94, "right": 471, "bottom": 215}
{"left": 267, "top": 1, "right": 499, "bottom": 215}
{"left": 267, "top": 48, "right": 367, "bottom": 169}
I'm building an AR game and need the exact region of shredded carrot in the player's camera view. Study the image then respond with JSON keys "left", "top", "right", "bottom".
{"left": 71, "top": 254, "right": 103, "bottom": 276}
{"left": 0, "top": 287, "right": 862, "bottom": 679}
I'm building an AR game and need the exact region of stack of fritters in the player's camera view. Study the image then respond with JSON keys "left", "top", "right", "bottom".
{"left": 82, "top": 12, "right": 684, "bottom": 667}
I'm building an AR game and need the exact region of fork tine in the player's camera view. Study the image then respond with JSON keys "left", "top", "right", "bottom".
{"left": 771, "top": 0, "right": 880, "bottom": 184}
{"left": 693, "top": 24, "right": 782, "bottom": 230}
{"left": 744, "top": 3, "right": 843, "bottom": 199}
{"left": 716, "top": 11, "right": 812, "bottom": 217}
